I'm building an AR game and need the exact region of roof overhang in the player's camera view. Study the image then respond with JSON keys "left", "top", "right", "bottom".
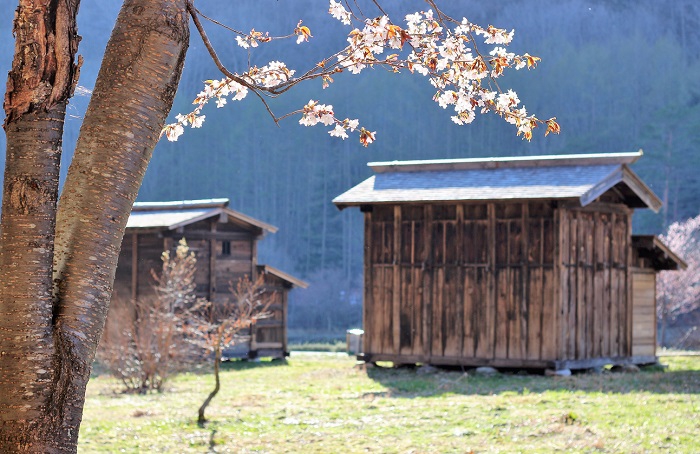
{"left": 257, "top": 265, "right": 309, "bottom": 289}
{"left": 632, "top": 235, "right": 687, "bottom": 271}
{"left": 579, "top": 165, "right": 662, "bottom": 212}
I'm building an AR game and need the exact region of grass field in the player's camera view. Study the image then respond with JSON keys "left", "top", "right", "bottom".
{"left": 79, "top": 354, "right": 700, "bottom": 453}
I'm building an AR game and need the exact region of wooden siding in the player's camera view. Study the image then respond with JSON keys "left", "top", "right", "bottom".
{"left": 362, "top": 199, "right": 639, "bottom": 368}
{"left": 364, "top": 201, "right": 560, "bottom": 366}
{"left": 558, "top": 206, "right": 632, "bottom": 361}
{"left": 631, "top": 271, "right": 656, "bottom": 357}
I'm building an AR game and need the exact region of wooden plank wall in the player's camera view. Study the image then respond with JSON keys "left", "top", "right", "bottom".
{"left": 135, "top": 234, "right": 167, "bottom": 299}
{"left": 364, "top": 201, "right": 559, "bottom": 365}
{"left": 558, "top": 206, "right": 632, "bottom": 360}
{"left": 631, "top": 271, "right": 656, "bottom": 356}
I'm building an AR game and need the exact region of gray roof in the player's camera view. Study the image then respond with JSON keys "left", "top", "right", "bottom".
{"left": 126, "top": 198, "right": 277, "bottom": 233}
{"left": 333, "top": 152, "right": 662, "bottom": 212}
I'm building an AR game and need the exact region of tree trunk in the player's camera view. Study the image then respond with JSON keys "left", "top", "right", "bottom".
{"left": 1, "top": 0, "right": 189, "bottom": 451}
{"left": 0, "top": 1, "right": 81, "bottom": 451}
{"left": 198, "top": 344, "right": 222, "bottom": 426}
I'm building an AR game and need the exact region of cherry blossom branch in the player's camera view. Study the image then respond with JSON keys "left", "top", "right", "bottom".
{"left": 164, "top": 0, "right": 560, "bottom": 145}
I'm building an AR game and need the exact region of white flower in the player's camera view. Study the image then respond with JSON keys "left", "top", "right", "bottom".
{"left": 215, "top": 97, "right": 227, "bottom": 108}
{"left": 191, "top": 115, "right": 205, "bottom": 128}
{"left": 165, "top": 124, "right": 184, "bottom": 141}
{"left": 329, "top": 124, "right": 349, "bottom": 139}
{"left": 235, "top": 36, "right": 250, "bottom": 49}
{"left": 329, "top": 0, "right": 351, "bottom": 25}
{"left": 451, "top": 110, "right": 475, "bottom": 125}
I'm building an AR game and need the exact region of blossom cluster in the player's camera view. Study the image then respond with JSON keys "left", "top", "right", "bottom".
{"left": 163, "top": 62, "right": 294, "bottom": 142}
{"left": 328, "top": 3, "right": 559, "bottom": 140}
{"left": 298, "top": 100, "right": 373, "bottom": 145}
{"left": 163, "top": 1, "right": 558, "bottom": 145}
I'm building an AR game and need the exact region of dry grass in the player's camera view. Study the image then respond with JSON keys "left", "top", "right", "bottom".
{"left": 79, "top": 354, "right": 700, "bottom": 453}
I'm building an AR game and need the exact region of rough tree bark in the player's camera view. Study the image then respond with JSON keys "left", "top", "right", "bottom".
{"left": 0, "top": 0, "right": 82, "bottom": 451}
{"left": 0, "top": 0, "right": 189, "bottom": 451}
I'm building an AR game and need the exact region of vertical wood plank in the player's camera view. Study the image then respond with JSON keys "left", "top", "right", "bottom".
{"left": 527, "top": 266, "right": 542, "bottom": 360}
{"left": 557, "top": 208, "right": 569, "bottom": 359}
{"left": 456, "top": 205, "right": 465, "bottom": 358}
{"left": 567, "top": 211, "right": 577, "bottom": 359}
{"left": 477, "top": 203, "right": 496, "bottom": 359}
{"left": 423, "top": 205, "right": 433, "bottom": 362}
{"left": 601, "top": 213, "right": 612, "bottom": 357}
{"left": 625, "top": 212, "right": 633, "bottom": 357}
{"left": 462, "top": 267, "right": 475, "bottom": 357}
{"left": 384, "top": 265, "right": 394, "bottom": 354}
{"left": 209, "top": 221, "right": 217, "bottom": 301}
{"left": 494, "top": 214, "right": 508, "bottom": 359}
{"left": 363, "top": 211, "right": 373, "bottom": 356}
{"left": 131, "top": 233, "right": 138, "bottom": 303}
{"left": 593, "top": 212, "right": 604, "bottom": 358}
{"left": 548, "top": 206, "right": 560, "bottom": 360}
{"left": 282, "top": 291, "right": 289, "bottom": 354}
{"left": 517, "top": 203, "right": 529, "bottom": 360}
{"left": 432, "top": 266, "right": 444, "bottom": 357}
{"left": 393, "top": 206, "right": 402, "bottom": 356}
{"left": 585, "top": 213, "right": 595, "bottom": 359}
{"left": 610, "top": 212, "right": 620, "bottom": 356}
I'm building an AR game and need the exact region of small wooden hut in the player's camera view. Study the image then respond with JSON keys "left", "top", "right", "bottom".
{"left": 113, "top": 198, "right": 307, "bottom": 358}
{"left": 333, "top": 152, "right": 685, "bottom": 370}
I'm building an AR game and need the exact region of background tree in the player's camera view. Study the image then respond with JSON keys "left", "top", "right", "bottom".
{"left": 0, "top": 0, "right": 552, "bottom": 451}
{"left": 657, "top": 214, "right": 700, "bottom": 348}
{"left": 98, "top": 239, "right": 197, "bottom": 393}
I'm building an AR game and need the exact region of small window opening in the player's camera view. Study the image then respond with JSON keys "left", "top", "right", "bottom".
{"left": 222, "top": 240, "right": 231, "bottom": 256}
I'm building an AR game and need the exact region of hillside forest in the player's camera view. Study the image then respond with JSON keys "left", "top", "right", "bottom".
{"left": 1, "top": 0, "right": 698, "bottom": 341}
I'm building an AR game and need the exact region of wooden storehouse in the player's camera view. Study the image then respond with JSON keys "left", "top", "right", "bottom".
{"left": 333, "top": 152, "right": 685, "bottom": 370}
{"left": 113, "top": 198, "right": 307, "bottom": 359}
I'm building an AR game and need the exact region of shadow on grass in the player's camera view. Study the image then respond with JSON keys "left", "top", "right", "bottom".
{"left": 365, "top": 364, "right": 700, "bottom": 397}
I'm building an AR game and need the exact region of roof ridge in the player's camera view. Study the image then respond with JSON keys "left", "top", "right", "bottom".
{"left": 368, "top": 151, "right": 643, "bottom": 173}
{"left": 132, "top": 198, "right": 229, "bottom": 211}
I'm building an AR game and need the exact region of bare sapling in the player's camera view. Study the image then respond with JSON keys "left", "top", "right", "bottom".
{"left": 180, "top": 274, "right": 275, "bottom": 426}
